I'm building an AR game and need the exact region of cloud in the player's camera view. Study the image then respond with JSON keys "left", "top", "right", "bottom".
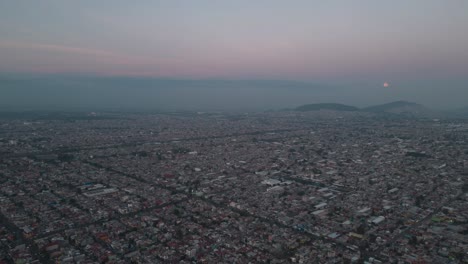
{"left": 0, "top": 40, "right": 115, "bottom": 56}
{"left": 0, "top": 40, "right": 180, "bottom": 66}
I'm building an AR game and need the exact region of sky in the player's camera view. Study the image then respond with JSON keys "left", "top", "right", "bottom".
{"left": 0, "top": 1, "right": 467, "bottom": 109}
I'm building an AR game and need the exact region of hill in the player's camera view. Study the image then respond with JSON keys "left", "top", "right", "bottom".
{"left": 363, "top": 101, "right": 428, "bottom": 115}
{"left": 0, "top": 76, "right": 339, "bottom": 111}
{"left": 448, "top": 106, "right": 468, "bottom": 118}
{"left": 295, "top": 103, "right": 359, "bottom": 112}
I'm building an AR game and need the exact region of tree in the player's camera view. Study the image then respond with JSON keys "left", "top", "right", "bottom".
{"left": 409, "top": 236, "right": 418, "bottom": 246}
{"left": 356, "top": 223, "right": 366, "bottom": 234}
{"left": 415, "top": 195, "right": 424, "bottom": 207}
{"left": 462, "top": 183, "right": 468, "bottom": 193}
{"left": 173, "top": 208, "right": 181, "bottom": 217}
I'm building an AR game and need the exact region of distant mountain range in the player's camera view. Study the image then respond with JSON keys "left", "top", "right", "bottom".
{"left": 446, "top": 107, "right": 468, "bottom": 119}
{"left": 0, "top": 75, "right": 466, "bottom": 118}
{"left": 295, "top": 101, "right": 462, "bottom": 118}
{"left": 363, "top": 101, "right": 424, "bottom": 113}
{"left": 296, "top": 103, "right": 359, "bottom": 112}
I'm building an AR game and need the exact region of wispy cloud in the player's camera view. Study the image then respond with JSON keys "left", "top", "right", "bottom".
{"left": 1, "top": 40, "right": 115, "bottom": 56}
{"left": 0, "top": 40, "right": 196, "bottom": 77}
{"left": 0, "top": 40, "right": 179, "bottom": 66}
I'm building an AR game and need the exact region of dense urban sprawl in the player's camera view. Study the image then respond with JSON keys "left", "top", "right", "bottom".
{"left": 1, "top": 111, "right": 468, "bottom": 263}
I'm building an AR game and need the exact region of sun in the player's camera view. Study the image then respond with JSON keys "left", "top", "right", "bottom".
{"left": 383, "top": 82, "right": 390, "bottom": 87}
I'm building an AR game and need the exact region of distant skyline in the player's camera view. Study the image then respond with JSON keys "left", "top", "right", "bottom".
{"left": 1, "top": 0, "right": 467, "bottom": 81}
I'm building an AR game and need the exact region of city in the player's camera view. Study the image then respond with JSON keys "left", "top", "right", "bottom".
{"left": 1, "top": 111, "right": 467, "bottom": 263}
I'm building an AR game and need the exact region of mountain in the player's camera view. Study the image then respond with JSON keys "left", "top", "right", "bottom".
{"left": 460, "top": 107, "right": 468, "bottom": 116}
{"left": 295, "top": 103, "right": 359, "bottom": 112}
{"left": 0, "top": 76, "right": 341, "bottom": 111}
{"left": 448, "top": 106, "right": 468, "bottom": 118}
{"left": 363, "top": 101, "right": 429, "bottom": 115}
